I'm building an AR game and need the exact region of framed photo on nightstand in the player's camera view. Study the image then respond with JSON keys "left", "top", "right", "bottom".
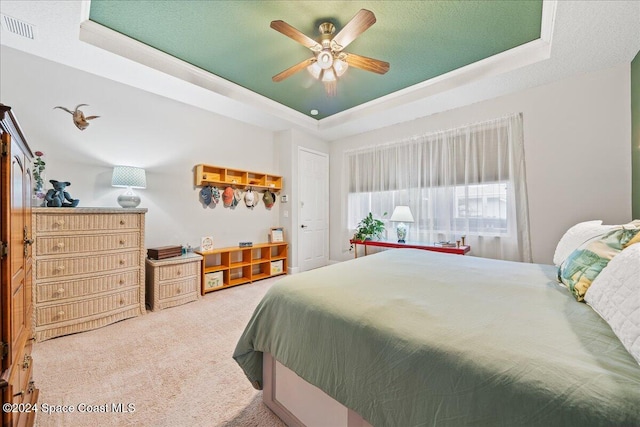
{"left": 269, "top": 227, "right": 284, "bottom": 243}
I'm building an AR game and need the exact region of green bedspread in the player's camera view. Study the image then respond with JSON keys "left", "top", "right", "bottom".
{"left": 233, "top": 249, "right": 640, "bottom": 426}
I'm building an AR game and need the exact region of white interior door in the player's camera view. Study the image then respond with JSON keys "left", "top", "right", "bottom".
{"left": 298, "top": 148, "right": 329, "bottom": 272}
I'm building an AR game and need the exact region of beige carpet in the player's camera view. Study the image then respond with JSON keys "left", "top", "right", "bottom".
{"left": 32, "top": 276, "right": 286, "bottom": 427}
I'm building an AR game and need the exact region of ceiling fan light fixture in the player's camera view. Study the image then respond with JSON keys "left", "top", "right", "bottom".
{"left": 317, "top": 50, "right": 333, "bottom": 70}
{"left": 271, "top": 9, "right": 388, "bottom": 97}
{"left": 307, "top": 62, "right": 322, "bottom": 79}
{"left": 322, "top": 68, "right": 336, "bottom": 82}
{"left": 333, "top": 59, "right": 348, "bottom": 77}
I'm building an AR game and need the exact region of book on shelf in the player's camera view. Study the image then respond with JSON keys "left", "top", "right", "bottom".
{"left": 433, "top": 241, "right": 457, "bottom": 248}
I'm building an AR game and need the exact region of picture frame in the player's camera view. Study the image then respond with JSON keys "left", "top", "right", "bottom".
{"left": 269, "top": 227, "right": 284, "bottom": 243}
{"left": 201, "top": 236, "right": 214, "bottom": 252}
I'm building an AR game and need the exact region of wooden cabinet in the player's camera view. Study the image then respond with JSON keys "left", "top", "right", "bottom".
{"left": 196, "top": 242, "right": 288, "bottom": 294}
{"left": 32, "top": 208, "right": 147, "bottom": 342}
{"left": 1, "top": 104, "right": 39, "bottom": 427}
{"left": 145, "top": 253, "right": 202, "bottom": 311}
{"left": 194, "top": 164, "right": 282, "bottom": 190}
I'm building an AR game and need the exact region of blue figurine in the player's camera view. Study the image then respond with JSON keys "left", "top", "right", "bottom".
{"left": 45, "top": 179, "right": 79, "bottom": 207}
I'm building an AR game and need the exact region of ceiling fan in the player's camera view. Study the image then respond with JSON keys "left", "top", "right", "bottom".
{"left": 270, "top": 9, "right": 390, "bottom": 96}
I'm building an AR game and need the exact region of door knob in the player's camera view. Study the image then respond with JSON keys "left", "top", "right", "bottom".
{"left": 23, "top": 226, "right": 34, "bottom": 245}
{"left": 301, "top": 224, "right": 308, "bottom": 228}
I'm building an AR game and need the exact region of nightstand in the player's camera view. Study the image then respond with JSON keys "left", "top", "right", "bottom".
{"left": 145, "top": 253, "right": 202, "bottom": 311}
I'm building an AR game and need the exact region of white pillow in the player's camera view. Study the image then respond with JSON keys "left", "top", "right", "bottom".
{"left": 585, "top": 243, "right": 640, "bottom": 364}
{"left": 553, "top": 220, "right": 614, "bottom": 266}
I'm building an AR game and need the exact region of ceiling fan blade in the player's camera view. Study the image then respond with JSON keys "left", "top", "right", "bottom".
{"left": 272, "top": 58, "right": 316, "bottom": 82}
{"left": 331, "top": 9, "right": 376, "bottom": 51}
{"left": 344, "top": 53, "right": 390, "bottom": 75}
{"left": 271, "top": 20, "right": 321, "bottom": 51}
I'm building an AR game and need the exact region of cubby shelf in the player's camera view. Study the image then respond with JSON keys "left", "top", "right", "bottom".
{"left": 195, "top": 164, "right": 282, "bottom": 191}
{"left": 195, "top": 242, "right": 288, "bottom": 294}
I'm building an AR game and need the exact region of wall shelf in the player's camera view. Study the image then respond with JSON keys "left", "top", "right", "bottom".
{"left": 195, "top": 164, "right": 282, "bottom": 191}
{"left": 195, "top": 242, "right": 288, "bottom": 294}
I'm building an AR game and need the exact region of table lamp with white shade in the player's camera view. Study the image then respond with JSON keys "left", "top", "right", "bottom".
{"left": 390, "top": 205, "right": 414, "bottom": 243}
{"left": 111, "top": 165, "right": 146, "bottom": 208}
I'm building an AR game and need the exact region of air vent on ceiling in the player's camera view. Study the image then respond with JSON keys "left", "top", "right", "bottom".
{"left": 1, "top": 14, "right": 36, "bottom": 40}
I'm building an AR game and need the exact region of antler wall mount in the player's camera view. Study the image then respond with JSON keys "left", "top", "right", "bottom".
{"left": 271, "top": 9, "right": 390, "bottom": 96}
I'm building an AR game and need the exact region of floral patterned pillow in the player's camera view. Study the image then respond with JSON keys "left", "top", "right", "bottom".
{"left": 559, "top": 224, "right": 640, "bottom": 301}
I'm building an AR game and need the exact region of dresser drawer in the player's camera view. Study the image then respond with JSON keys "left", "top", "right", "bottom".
{"left": 36, "top": 213, "right": 141, "bottom": 233}
{"left": 36, "top": 270, "right": 139, "bottom": 303}
{"left": 36, "top": 287, "right": 139, "bottom": 326}
{"left": 36, "top": 250, "right": 141, "bottom": 280}
{"left": 157, "top": 262, "right": 198, "bottom": 282}
{"left": 158, "top": 278, "right": 199, "bottom": 300}
{"left": 35, "top": 232, "right": 140, "bottom": 256}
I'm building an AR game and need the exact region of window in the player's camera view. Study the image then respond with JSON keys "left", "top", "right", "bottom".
{"left": 454, "top": 183, "right": 508, "bottom": 232}
{"left": 345, "top": 113, "right": 531, "bottom": 261}
{"left": 348, "top": 182, "right": 508, "bottom": 239}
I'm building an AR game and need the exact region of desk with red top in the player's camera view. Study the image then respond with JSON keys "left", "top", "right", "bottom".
{"left": 349, "top": 239, "right": 470, "bottom": 258}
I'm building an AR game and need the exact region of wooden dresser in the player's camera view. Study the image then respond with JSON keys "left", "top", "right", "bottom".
{"left": 32, "top": 207, "right": 147, "bottom": 342}
{"left": 145, "top": 253, "right": 202, "bottom": 311}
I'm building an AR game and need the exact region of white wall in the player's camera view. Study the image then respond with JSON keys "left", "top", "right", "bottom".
{"left": 1, "top": 47, "right": 283, "bottom": 250}
{"left": 330, "top": 64, "right": 633, "bottom": 264}
{"left": 3, "top": 47, "right": 632, "bottom": 265}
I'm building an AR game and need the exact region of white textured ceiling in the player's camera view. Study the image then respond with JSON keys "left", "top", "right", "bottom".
{"left": 1, "top": 0, "right": 639, "bottom": 141}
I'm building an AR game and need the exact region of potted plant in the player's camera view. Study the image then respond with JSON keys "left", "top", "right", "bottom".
{"left": 352, "top": 212, "right": 387, "bottom": 242}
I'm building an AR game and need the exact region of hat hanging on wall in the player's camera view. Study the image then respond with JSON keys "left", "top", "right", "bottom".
{"left": 199, "top": 185, "right": 221, "bottom": 206}
{"left": 211, "top": 187, "right": 221, "bottom": 204}
{"left": 200, "top": 185, "right": 213, "bottom": 205}
{"left": 263, "top": 191, "right": 274, "bottom": 209}
{"left": 222, "top": 187, "right": 234, "bottom": 207}
{"left": 245, "top": 189, "right": 256, "bottom": 208}
{"left": 232, "top": 189, "right": 243, "bottom": 207}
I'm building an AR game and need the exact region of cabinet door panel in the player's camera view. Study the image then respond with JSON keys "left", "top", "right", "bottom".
{"left": 9, "top": 137, "right": 31, "bottom": 368}
{"left": 2, "top": 111, "right": 37, "bottom": 427}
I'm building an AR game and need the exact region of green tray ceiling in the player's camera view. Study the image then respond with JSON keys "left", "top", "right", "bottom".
{"left": 89, "top": 1, "right": 542, "bottom": 120}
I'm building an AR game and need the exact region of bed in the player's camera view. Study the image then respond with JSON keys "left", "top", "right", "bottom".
{"left": 233, "top": 247, "right": 640, "bottom": 426}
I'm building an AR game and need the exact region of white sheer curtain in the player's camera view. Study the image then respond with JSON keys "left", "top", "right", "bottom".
{"left": 345, "top": 113, "right": 531, "bottom": 262}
